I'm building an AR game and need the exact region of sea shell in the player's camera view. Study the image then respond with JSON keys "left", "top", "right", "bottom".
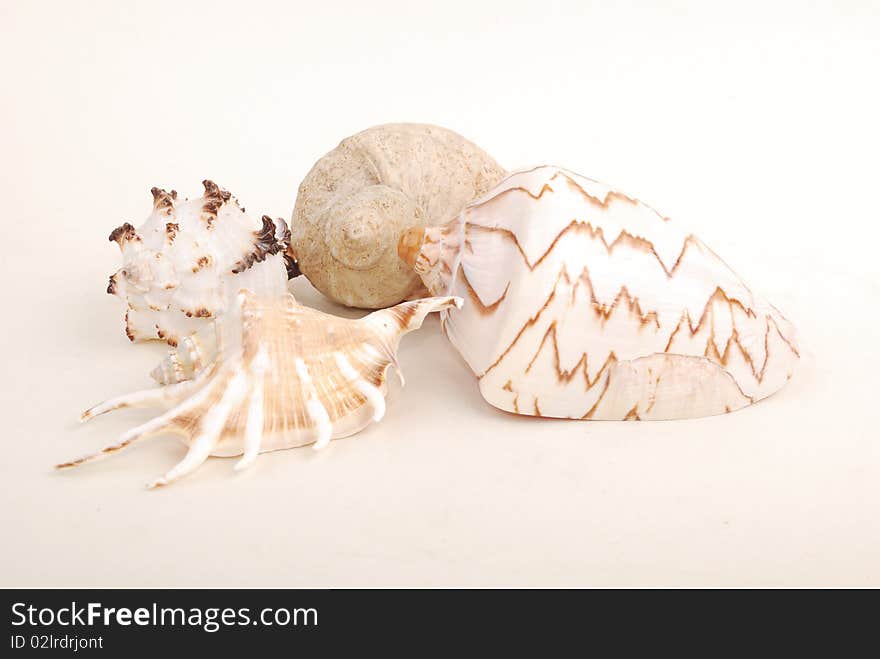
{"left": 290, "top": 123, "right": 505, "bottom": 309}
{"left": 399, "top": 166, "right": 799, "bottom": 420}
{"left": 59, "top": 291, "right": 461, "bottom": 487}
{"left": 107, "top": 181, "right": 297, "bottom": 382}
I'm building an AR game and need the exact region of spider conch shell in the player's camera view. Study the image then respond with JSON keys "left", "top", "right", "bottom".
{"left": 400, "top": 166, "right": 800, "bottom": 420}
{"left": 107, "top": 181, "right": 297, "bottom": 383}
{"left": 59, "top": 292, "right": 462, "bottom": 487}
{"left": 290, "top": 123, "right": 505, "bottom": 309}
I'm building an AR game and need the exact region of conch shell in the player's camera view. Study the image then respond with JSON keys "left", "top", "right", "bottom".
{"left": 59, "top": 292, "right": 461, "bottom": 487}
{"left": 290, "top": 123, "right": 505, "bottom": 309}
{"left": 400, "top": 166, "right": 799, "bottom": 420}
{"left": 107, "top": 181, "right": 297, "bottom": 383}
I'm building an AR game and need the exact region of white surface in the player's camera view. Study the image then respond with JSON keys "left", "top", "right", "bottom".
{"left": 1, "top": 0, "right": 877, "bottom": 587}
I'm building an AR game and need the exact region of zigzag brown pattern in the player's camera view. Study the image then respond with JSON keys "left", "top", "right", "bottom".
{"left": 525, "top": 321, "right": 619, "bottom": 386}
{"left": 571, "top": 267, "right": 661, "bottom": 329}
{"left": 466, "top": 264, "right": 664, "bottom": 328}
{"left": 479, "top": 261, "right": 793, "bottom": 388}
{"left": 470, "top": 170, "right": 641, "bottom": 212}
{"left": 513, "top": 319, "right": 757, "bottom": 418}
{"left": 519, "top": 322, "right": 620, "bottom": 419}
{"left": 467, "top": 219, "right": 702, "bottom": 279}
{"left": 478, "top": 264, "right": 675, "bottom": 378}
{"left": 464, "top": 171, "right": 758, "bottom": 296}
{"left": 662, "top": 287, "right": 798, "bottom": 384}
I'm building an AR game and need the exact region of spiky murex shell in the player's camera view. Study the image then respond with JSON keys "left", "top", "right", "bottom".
{"left": 107, "top": 181, "right": 296, "bottom": 351}
{"left": 402, "top": 166, "right": 800, "bottom": 420}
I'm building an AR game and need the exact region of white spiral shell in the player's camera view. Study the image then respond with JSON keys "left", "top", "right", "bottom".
{"left": 402, "top": 166, "right": 800, "bottom": 420}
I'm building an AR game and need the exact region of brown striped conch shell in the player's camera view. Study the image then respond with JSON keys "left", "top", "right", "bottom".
{"left": 59, "top": 292, "right": 461, "bottom": 487}
{"left": 107, "top": 181, "right": 299, "bottom": 384}
{"left": 290, "top": 123, "right": 505, "bottom": 309}
{"left": 399, "top": 166, "right": 800, "bottom": 420}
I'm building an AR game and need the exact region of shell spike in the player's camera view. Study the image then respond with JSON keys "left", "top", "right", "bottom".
{"left": 79, "top": 379, "right": 196, "bottom": 423}
{"left": 364, "top": 295, "right": 462, "bottom": 337}
{"left": 108, "top": 222, "right": 142, "bottom": 250}
{"left": 146, "top": 430, "right": 217, "bottom": 489}
{"left": 59, "top": 373, "right": 219, "bottom": 476}
{"left": 233, "top": 355, "right": 267, "bottom": 472}
{"left": 57, "top": 408, "right": 181, "bottom": 471}
{"left": 150, "top": 186, "right": 177, "bottom": 214}
{"left": 145, "top": 405, "right": 229, "bottom": 489}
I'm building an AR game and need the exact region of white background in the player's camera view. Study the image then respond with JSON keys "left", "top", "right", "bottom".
{"left": 1, "top": 0, "right": 877, "bottom": 586}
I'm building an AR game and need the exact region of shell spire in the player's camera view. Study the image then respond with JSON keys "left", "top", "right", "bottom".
{"left": 402, "top": 166, "right": 799, "bottom": 420}
{"left": 60, "top": 292, "right": 461, "bottom": 487}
